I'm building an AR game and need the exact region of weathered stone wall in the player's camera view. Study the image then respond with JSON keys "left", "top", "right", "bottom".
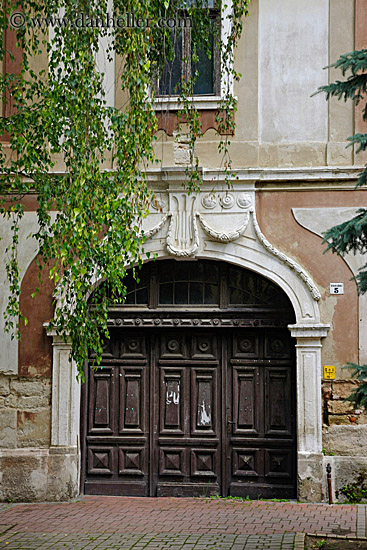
{"left": 321, "top": 381, "right": 367, "bottom": 503}
{"left": 0, "top": 372, "right": 79, "bottom": 502}
{"left": 0, "top": 374, "right": 51, "bottom": 449}
{"left": 0, "top": 448, "right": 79, "bottom": 502}
{"left": 322, "top": 380, "right": 367, "bottom": 428}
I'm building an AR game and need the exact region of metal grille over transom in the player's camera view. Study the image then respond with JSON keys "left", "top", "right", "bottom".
{"left": 82, "top": 260, "right": 297, "bottom": 498}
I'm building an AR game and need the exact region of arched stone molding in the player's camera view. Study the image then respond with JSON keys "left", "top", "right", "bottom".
{"left": 48, "top": 175, "right": 329, "bottom": 500}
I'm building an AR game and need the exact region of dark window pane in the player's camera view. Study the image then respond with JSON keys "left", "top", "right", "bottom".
{"left": 159, "top": 31, "right": 182, "bottom": 96}
{"left": 205, "top": 262, "right": 219, "bottom": 283}
{"left": 175, "top": 262, "right": 189, "bottom": 281}
{"left": 160, "top": 283, "right": 174, "bottom": 304}
{"left": 189, "top": 282, "right": 203, "bottom": 304}
{"left": 159, "top": 261, "right": 172, "bottom": 283}
{"left": 229, "top": 288, "right": 242, "bottom": 304}
{"left": 204, "top": 283, "right": 219, "bottom": 304}
{"left": 188, "top": 262, "right": 203, "bottom": 281}
{"left": 136, "top": 288, "right": 149, "bottom": 304}
{"left": 229, "top": 267, "right": 241, "bottom": 289}
{"left": 124, "top": 292, "right": 135, "bottom": 305}
{"left": 192, "top": 33, "right": 214, "bottom": 95}
{"left": 175, "top": 282, "right": 189, "bottom": 304}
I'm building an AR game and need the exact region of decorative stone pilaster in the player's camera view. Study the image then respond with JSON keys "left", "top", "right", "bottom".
{"left": 289, "top": 323, "right": 330, "bottom": 502}
{"left": 289, "top": 324, "right": 330, "bottom": 454}
{"left": 46, "top": 330, "right": 81, "bottom": 448}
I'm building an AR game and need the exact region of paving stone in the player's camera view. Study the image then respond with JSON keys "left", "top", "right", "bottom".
{"left": 0, "top": 499, "right": 365, "bottom": 549}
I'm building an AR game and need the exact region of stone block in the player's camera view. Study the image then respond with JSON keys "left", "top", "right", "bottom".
{"left": 331, "top": 380, "right": 359, "bottom": 400}
{"left": 330, "top": 456, "right": 367, "bottom": 503}
{"left": 0, "top": 450, "right": 48, "bottom": 501}
{"left": 17, "top": 409, "right": 51, "bottom": 447}
{"left": 297, "top": 454, "right": 324, "bottom": 502}
{"left": 0, "top": 448, "right": 79, "bottom": 502}
{"left": 356, "top": 414, "right": 367, "bottom": 425}
{"left": 0, "top": 375, "right": 10, "bottom": 396}
{"left": 16, "top": 395, "right": 51, "bottom": 409}
{"left": 327, "top": 142, "right": 353, "bottom": 166}
{"left": 327, "top": 401, "right": 354, "bottom": 414}
{"left": 10, "top": 378, "right": 51, "bottom": 397}
{"left": 259, "top": 143, "right": 326, "bottom": 168}
{"left": 328, "top": 415, "right": 351, "bottom": 426}
{"left": 0, "top": 410, "right": 17, "bottom": 448}
{"left": 47, "top": 448, "right": 79, "bottom": 501}
{"left": 323, "top": 425, "right": 367, "bottom": 456}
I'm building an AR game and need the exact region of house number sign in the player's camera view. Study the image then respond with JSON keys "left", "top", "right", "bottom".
{"left": 330, "top": 283, "right": 344, "bottom": 295}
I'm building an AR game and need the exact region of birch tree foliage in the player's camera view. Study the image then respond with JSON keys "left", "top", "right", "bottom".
{"left": 0, "top": 0, "right": 250, "bottom": 379}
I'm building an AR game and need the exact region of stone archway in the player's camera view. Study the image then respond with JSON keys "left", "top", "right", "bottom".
{"left": 48, "top": 177, "right": 329, "bottom": 501}
{"left": 82, "top": 259, "right": 298, "bottom": 498}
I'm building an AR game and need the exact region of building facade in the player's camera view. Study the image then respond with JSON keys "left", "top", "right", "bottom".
{"left": 1, "top": 0, "right": 367, "bottom": 502}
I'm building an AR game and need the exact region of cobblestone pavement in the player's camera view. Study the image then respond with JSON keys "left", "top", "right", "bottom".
{"left": 0, "top": 496, "right": 363, "bottom": 550}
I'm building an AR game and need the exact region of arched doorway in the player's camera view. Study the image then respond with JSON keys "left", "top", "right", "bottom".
{"left": 81, "top": 259, "right": 297, "bottom": 498}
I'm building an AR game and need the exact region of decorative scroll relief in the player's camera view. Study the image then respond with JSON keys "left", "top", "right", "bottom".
{"left": 251, "top": 210, "right": 321, "bottom": 302}
{"left": 196, "top": 212, "right": 249, "bottom": 243}
{"left": 165, "top": 193, "right": 199, "bottom": 257}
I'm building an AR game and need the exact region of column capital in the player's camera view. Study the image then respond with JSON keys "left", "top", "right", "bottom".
{"left": 288, "top": 323, "right": 330, "bottom": 340}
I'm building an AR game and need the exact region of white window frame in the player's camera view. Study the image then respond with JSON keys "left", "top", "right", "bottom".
{"left": 153, "top": 0, "right": 234, "bottom": 111}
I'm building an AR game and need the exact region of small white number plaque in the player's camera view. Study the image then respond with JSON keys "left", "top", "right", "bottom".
{"left": 330, "top": 283, "right": 344, "bottom": 295}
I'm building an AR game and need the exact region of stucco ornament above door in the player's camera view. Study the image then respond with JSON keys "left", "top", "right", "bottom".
{"left": 140, "top": 175, "right": 321, "bottom": 317}
{"left": 144, "top": 189, "right": 254, "bottom": 257}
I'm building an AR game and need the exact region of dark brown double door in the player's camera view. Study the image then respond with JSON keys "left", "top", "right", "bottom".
{"left": 83, "top": 327, "right": 296, "bottom": 498}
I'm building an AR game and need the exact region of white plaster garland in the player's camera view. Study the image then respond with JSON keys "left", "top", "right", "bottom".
{"left": 138, "top": 195, "right": 321, "bottom": 303}
{"left": 251, "top": 210, "right": 321, "bottom": 301}
{"left": 196, "top": 212, "right": 250, "bottom": 242}
{"left": 139, "top": 214, "right": 169, "bottom": 240}
{"left": 151, "top": 194, "right": 167, "bottom": 211}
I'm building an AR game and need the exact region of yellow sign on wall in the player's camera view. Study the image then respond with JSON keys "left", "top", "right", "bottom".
{"left": 324, "top": 365, "right": 335, "bottom": 379}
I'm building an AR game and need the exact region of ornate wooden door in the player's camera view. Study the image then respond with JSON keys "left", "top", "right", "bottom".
{"left": 83, "top": 327, "right": 296, "bottom": 498}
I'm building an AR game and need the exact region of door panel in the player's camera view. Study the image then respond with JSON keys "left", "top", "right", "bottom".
{"left": 84, "top": 331, "right": 150, "bottom": 496}
{"left": 232, "top": 366, "right": 259, "bottom": 434}
{"left": 227, "top": 329, "right": 296, "bottom": 499}
{"left": 191, "top": 367, "right": 217, "bottom": 435}
{"left": 89, "top": 367, "right": 114, "bottom": 434}
{"left": 264, "top": 367, "right": 292, "bottom": 436}
{"left": 119, "top": 367, "right": 146, "bottom": 433}
{"left": 154, "top": 331, "right": 221, "bottom": 497}
{"left": 159, "top": 368, "right": 184, "bottom": 434}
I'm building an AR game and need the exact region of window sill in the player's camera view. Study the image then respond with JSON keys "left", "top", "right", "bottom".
{"left": 153, "top": 95, "right": 224, "bottom": 111}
